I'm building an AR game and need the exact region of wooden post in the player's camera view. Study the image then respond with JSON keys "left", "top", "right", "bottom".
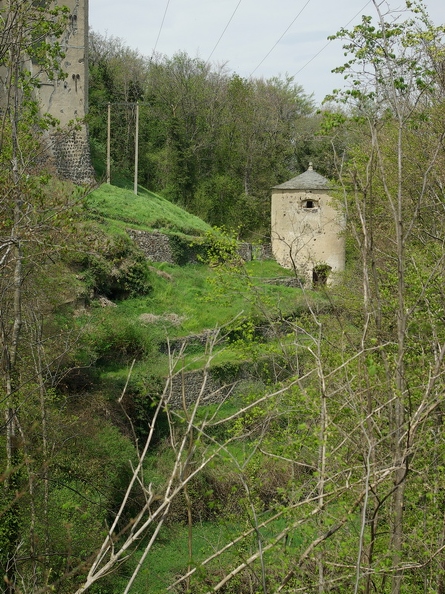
{"left": 106, "top": 103, "right": 111, "bottom": 184}
{"left": 134, "top": 102, "right": 139, "bottom": 195}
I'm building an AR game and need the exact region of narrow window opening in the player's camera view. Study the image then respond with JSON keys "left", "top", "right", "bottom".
{"left": 302, "top": 199, "right": 318, "bottom": 210}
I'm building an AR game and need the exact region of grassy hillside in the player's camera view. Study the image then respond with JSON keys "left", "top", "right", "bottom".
{"left": 85, "top": 183, "right": 211, "bottom": 235}
{"left": 78, "top": 182, "right": 323, "bottom": 401}
{"left": 52, "top": 181, "right": 333, "bottom": 593}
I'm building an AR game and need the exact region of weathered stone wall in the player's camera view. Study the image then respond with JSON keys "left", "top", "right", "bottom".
{"left": 0, "top": 0, "right": 95, "bottom": 184}
{"left": 51, "top": 130, "right": 95, "bottom": 185}
{"left": 166, "top": 365, "right": 255, "bottom": 409}
{"left": 37, "top": 0, "right": 94, "bottom": 184}
{"left": 127, "top": 230, "right": 176, "bottom": 263}
{"left": 235, "top": 242, "right": 273, "bottom": 262}
{"left": 238, "top": 242, "right": 253, "bottom": 261}
{"left": 128, "top": 229, "right": 272, "bottom": 265}
{"left": 162, "top": 359, "right": 293, "bottom": 409}
{"left": 36, "top": 0, "right": 89, "bottom": 127}
{"left": 166, "top": 370, "right": 233, "bottom": 409}
{"left": 159, "top": 330, "right": 219, "bottom": 355}
{"left": 258, "top": 243, "right": 273, "bottom": 260}
{"left": 262, "top": 277, "right": 303, "bottom": 288}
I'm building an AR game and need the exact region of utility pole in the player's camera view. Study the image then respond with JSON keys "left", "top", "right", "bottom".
{"left": 134, "top": 102, "right": 139, "bottom": 195}
{"left": 106, "top": 101, "right": 149, "bottom": 191}
{"left": 107, "top": 103, "right": 111, "bottom": 184}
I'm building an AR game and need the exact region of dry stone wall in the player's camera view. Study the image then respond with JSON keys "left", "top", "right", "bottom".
{"left": 163, "top": 359, "right": 293, "bottom": 409}
{"left": 167, "top": 370, "right": 232, "bottom": 409}
{"left": 128, "top": 229, "right": 272, "bottom": 265}
{"left": 127, "top": 230, "right": 176, "bottom": 263}
{"left": 166, "top": 365, "right": 253, "bottom": 409}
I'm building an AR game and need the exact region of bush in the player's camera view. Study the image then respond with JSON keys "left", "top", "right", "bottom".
{"left": 73, "top": 231, "right": 152, "bottom": 299}
{"left": 90, "top": 313, "right": 155, "bottom": 364}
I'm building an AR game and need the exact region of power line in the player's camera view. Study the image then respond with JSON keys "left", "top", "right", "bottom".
{"left": 94, "top": 0, "right": 374, "bottom": 98}
{"left": 291, "top": 1, "right": 372, "bottom": 78}
{"left": 249, "top": 0, "right": 312, "bottom": 77}
{"left": 205, "top": 0, "right": 243, "bottom": 65}
{"left": 151, "top": 0, "right": 172, "bottom": 58}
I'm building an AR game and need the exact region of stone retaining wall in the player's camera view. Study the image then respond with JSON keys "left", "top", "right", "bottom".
{"left": 51, "top": 129, "right": 95, "bottom": 185}
{"left": 128, "top": 229, "right": 272, "bottom": 265}
{"left": 263, "top": 277, "right": 303, "bottom": 288}
{"left": 127, "top": 230, "right": 176, "bottom": 263}
{"left": 162, "top": 359, "right": 292, "bottom": 409}
{"left": 166, "top": 365, "right": 253, "bottom": 409}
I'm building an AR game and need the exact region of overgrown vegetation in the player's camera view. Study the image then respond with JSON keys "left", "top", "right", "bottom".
{"left": 2, "top": 1, "right": 445, "bottom": 593}
{"left": 87, "top": 32, "right": 342, "bottom": 238}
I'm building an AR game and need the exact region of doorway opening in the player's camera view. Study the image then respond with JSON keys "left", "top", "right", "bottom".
{"left": 312, "top": 263, "right": 331, "bottom": 287}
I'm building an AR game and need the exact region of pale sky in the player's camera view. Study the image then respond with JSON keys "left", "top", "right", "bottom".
{"left": 89, "top": 0, "right": 445, "bottom": 105}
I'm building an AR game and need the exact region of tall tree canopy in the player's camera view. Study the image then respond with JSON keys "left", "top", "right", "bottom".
{"left": 88, "top": 34, "right": 320, "bottom": 236}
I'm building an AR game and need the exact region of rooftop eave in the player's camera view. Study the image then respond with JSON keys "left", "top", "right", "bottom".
{"left": 272, "top": 164, "right": 333, "bottom": 191}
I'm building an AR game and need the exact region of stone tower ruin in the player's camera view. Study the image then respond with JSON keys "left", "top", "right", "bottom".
{"left": 0, "top": 0, "right": 94, "bottom": 184}
{"left": 35, "top": 0, "right": 94, "bottom": 184}
{"left": 271, "top": 164, "right": 345, "bottom": 285}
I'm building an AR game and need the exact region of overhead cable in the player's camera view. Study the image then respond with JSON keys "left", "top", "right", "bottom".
{"left": 249, "top": 0, "right": 312, "bottom": 77}
{"left": 151, "top": 0, "right": 172, "bottom": 58}
{"left": 206, "top": 0, "right": 243, "bottom": 65}
{"left": 291, "top": 0, "right": 372, "bottom": 77}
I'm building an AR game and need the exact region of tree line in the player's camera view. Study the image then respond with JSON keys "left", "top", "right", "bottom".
{"left": 87, "top": 32, "right": 340, "bottom": 237}
{"left": 1, "top": 0, "right": 445, "bottom": 592}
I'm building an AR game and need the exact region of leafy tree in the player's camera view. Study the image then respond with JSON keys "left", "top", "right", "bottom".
{"left": 88, "top": 31, "right": 149, "bottom": 177}
{"left": 74, "top": 3, "right": 445, "bottom": 593}
{"left": 323, "top": 2, "right": 445, "bottom": 592}
{"left": 0, "top": 4, "right": 138, "bottom": 592}
{"left": 87, "top": 36, "right": 318, "bottom": 237}
{"left": 0, "top": 1, "right": 70, "bottom": 589}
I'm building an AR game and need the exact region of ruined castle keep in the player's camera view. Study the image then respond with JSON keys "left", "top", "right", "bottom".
{"left": 271, "top": 164, "right": 345, "bottom": 285}
{"left": 0, "top": 0, "right": 94, "bottom": 184}
{"left": 36, "top": 0, "right": 94, "bottom": 184}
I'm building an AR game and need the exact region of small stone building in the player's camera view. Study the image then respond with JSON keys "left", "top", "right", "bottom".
{"left": 271, "top": 164, "right": 345, "bottom": 285}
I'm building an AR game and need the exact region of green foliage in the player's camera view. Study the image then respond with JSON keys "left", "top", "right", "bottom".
{"left": 87, "top": 33, "right": 324, "bottom": 236}
{"left": 88, "top": 311, "right": 155, "bottom": 363}
{"left": 73, "top": 230, "right": 152, "bottom": 298}
{"left": 327, "top": 3, "right": 445, "bottom": 110}
{"left": 26, "top": 420, "right": 137, "bottom": 588}
{"left": 198, "top": 227, "right": 240, "bottom": 267}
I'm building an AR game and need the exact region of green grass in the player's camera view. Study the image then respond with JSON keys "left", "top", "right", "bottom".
{"left": 120, "top": 523, "right": 234, "bottom": 593}
{"left": 86, "top": 258, "right": 326, "bottom": 388}
{"left": 85, "top": 183, "right": 211, "bottom": 235}
{"left": 122, "top": 429, "right": 321, "bottom": 593}
{"left": 115, "top": 261, "right": 317, "bottom": 335}
{"left": 80, "top": 182, "right": 327, "bottom": 399}
{"left": 120, "top": 507, "right": 311, "bottom": 593}
{"left": 244, "top": 259, "right": 296, "bottom": 279}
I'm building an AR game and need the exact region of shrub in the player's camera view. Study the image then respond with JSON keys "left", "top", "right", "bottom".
{"left": 73, "top": 231, "right": 152, "bottom": 299}
{"left": 90, "top": 314, "right": 155, "bottom": 364}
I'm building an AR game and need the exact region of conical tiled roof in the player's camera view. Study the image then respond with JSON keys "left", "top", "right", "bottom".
{"left": 272, "top": 163, "right": 332, "bottom": 191}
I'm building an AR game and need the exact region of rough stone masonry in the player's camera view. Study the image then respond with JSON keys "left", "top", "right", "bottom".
{"left": 35, "top": 0, "right": 95, "bottom": 184}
